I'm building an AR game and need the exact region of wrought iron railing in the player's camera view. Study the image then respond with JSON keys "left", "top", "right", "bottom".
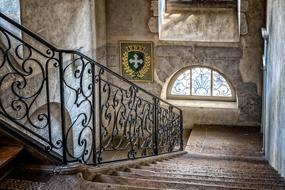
{"left": 0, "top": 12, "right": 183, "bottom": 165}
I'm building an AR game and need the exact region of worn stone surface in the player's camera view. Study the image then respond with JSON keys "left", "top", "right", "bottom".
{"left": 160, "top": 10, "right": 239, "bottom": 42}
{"left": 186, "top": 125, "right": 263, "bottom": 157}
{"left": 148, "top": 17, "right": 158, "bottom": 33}
{"left": 1, "top": 0, "right": 265, "bottom": 153}
{"left": 239, "top": 0, "right": 265, "bottom": 95}
{"left": 105, "top": 0, "right": 264, "bottom": 128}
{"left": 21, "top": 0, "right": 96, "bottom": 57}
{"left": 240, "top": 0, "right": 249, "bottom": 12}
{"left": 2, "top": 125, "right": 285, "bottom": 189}
{"left": 240, "top": 13, "right": 248, "bottom": 35}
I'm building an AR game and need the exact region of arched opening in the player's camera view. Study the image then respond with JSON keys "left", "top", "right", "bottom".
{"left": 161, "top": 66, "right": 239, "bottom": 129}
{"left": 167, "top": 66, "right": 236, "bottom": 101}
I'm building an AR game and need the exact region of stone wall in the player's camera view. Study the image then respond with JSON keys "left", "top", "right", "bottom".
{"left": 105, "top": 0, "right": 265, "bottom": 128}
{"left": 264, "top": 0, "right": 285, "bottom": 177}
{"left": 11, "top": 0, "right": 265, "bottom": 129}
{"left": 20, "top": 0, "right": 96, "bottom": 58}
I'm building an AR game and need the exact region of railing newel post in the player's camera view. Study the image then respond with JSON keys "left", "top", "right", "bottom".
{"left": 153, "top": 97, "right": 159, "bottom": 155}
{"left": 58, "top": 51, "right": 67, "bottom": 164}
{"left": 92, "top": 63, "right": 97, "bottom": 166}
{"left": 179, "top": 109, "right": 183, "bottom": 151}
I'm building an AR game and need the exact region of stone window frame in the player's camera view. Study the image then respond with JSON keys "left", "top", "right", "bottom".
{"left": 167, "top": 66, "right": 236, "bottom": 102}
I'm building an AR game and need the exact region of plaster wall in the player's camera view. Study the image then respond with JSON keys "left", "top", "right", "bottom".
{"left": 160, "top": 9, "right": 239, "bottom": 42}
{"left": 264, "top": 0, "right": 285, "bottom": 177}
{"left": 239, "top": 0, "right": 265, "bottom": 95}
{"left": 20, "top": 0, "right": 96, "bottom": 57}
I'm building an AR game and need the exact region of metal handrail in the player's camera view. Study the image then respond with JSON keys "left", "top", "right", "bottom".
{"left": 0, "top": 12, "right": 183, "bottom": 165}
{"left": 0, "top": 12, "right": 181, "bottom": 112}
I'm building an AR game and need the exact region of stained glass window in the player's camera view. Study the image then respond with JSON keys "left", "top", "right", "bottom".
{"left": 169, "top": 67, "right": 234, "bottom": 101}
{"left": 171, "top": 70, "right": 190, "bottom": 95}
{"left": 212, "top": 71, "right": 232, "bottom": 97}
{"left": 192, "top": 67, "right": 211, "bottom": 96}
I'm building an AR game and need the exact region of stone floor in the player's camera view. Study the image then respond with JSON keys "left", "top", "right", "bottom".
{"left": 186, "top": 125, "right": 263, "bottom": 157}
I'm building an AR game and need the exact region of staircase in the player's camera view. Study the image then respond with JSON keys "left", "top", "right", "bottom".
{"left": 92, "top": 155, "right": 285, "bottom": 189}
{"left": 0, "top": 11, "right": 183, "bottom": 166}
{"left": 2, "top": 152, "right": 285, "bottom": 189}
{"left": 0, "top": 10, "right": 183, "bottom": 188}
{"left": 1, "top": 125, "right": 285, "bottom": 190}
{"left": 0, "top": 8, "right": 284, "bottom": 190}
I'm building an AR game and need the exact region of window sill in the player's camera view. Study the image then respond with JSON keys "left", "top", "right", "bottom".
{"left": 166, "top": 99, "right": 237, "bottom": 109}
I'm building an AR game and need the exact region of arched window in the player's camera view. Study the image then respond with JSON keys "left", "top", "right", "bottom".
{"left": 167, "top": 66, "right": 235, "bottom": 101}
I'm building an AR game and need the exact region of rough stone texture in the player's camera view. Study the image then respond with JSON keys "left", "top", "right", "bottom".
{"left": 239, "top": 0, "right": 265, "bottom": 95}
{"left": 264, "top": 0, "right": 285, "bottom": 178}
{"left": 20, "top": 0, "right": 96, "bottom": 57}
{"left": 2, "top": 126, "right": 285, "bottom": 189}
{"left": 105, "top": 0, "right": 264, "bottom": 128}
{"left": 240, "top": 13, "right": 248, "bottom": 35}
{"left": 186, "top": 125, "right": 262, "bottom": 157}
{"left": 0, "top": 0, "right": 21, "bottom": 38}
{"left": 1, "top": 0, "right": 265, "bottom": 155}
{"left": 160, "top": 10, "right": 239, "bottom": 42}
{"left": 148, "top": 16, "right": 158, "bottom": 33}
{"left": 240, "top": 0, "right": 249, "bottom": 12}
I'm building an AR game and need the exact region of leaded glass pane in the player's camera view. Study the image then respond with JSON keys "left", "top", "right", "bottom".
{"left": 171, "top": 70, "right": 190, "bottom": 95}
{"left": 212, "top": 71, "right": 232, "bottom": 97}
{"left": 191, "top": 67, "right": 211, "bottom": 96}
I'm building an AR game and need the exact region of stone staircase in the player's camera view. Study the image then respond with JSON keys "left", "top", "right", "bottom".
{"left": 1, "top": 125, "right": 285, "bottom": 190}
{"left": 92, "top": 155, "right": 285, "bottom": 189}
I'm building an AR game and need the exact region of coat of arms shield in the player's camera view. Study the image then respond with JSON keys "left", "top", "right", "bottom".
{"left": 120, "top": 41, "right": 153, "bottom": 82}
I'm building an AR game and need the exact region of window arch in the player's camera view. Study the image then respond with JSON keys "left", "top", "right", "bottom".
{"left": 167, "top": 66, "right": 236, "bottom": 101}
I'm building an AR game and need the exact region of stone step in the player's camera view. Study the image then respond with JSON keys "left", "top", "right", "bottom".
{"left": 178, "top": 153, "right": 266, "bottom": 162}
{"left": 90, "top": 182, "right": 177, "bottom": 190}
{"left": 166, "top": 158, "right": 270, "bottom": 168}
{"left": 153, "top": 162, "right": 274, "bottom": 171}
{"left": 128, "top": 168, "right": 284, "bottom": 181}
{"left": 138, "top": 166, "right": 280, "bottom": 179}
{"left": 117, "top": 170, "right": 285, "bottom": 184}
{"left": 114, "top": 171, "right": 285, "bottom": 189}
{"left": 43, "top": 173, "right": 175, "bottom": 190}
{"left": 143, "top": 164, "right": 278, "bottom": 175}
{"left": 94, "top": 174, "right": 255, "bottom": 190}
{"left": 160, "top": 158, "right": 271, "bottom": 169}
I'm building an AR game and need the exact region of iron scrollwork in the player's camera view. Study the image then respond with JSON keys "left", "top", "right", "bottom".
{"left": 0, "top": 25, "right": 62, "bottom": 153}
{"left": 0, "top": 12, "right": 183, "bottom": 165}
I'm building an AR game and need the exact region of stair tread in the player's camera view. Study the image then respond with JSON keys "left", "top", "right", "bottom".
{"left": 137, "top": 166, "right": 280, "bottom": 178}
{"left": 92, "top": 182, "right": 177, "bottom": 190}
{"left": 95, "top": 174, "right": 257, "bottom": 190}
{"left": 145, "top": 164, "right": 277, "bottom": 173}
{"left": 129, "top": 168, "right": 284, "bottom": 180}
{"left": 151, "top": 163, "right": 274, "bottom": 171}
{"left": 115, "top": 171, "right": 285, "bottom": 187}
